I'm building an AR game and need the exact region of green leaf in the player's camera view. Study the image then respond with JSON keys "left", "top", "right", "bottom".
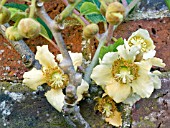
{"left": 126, "top": 0, "right": 133, "bottom": 4}
{"left": 165, "top": 0, "right": 170, "bottom": 10}
{"left": 4, "top": 3, "right": 28, "bottom": 11}
{"left": 40, "top": 25, "right": 49, "bottom": 39}
{"left": 85, "top": 14, "right": 105, "bottom": 23}
{"left": 37, "top": 18, "right": 53, "bottom": 39}
{"left": 80, "top": 2, "right": 101, "bottom": 15}
{"left": 8, "top": 8, "right": 27, "bottom": 22}
{"left": 99, "top": 38, "right": 124, "bottom": 59}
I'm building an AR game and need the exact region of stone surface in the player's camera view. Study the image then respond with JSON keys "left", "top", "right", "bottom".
{"left": 132, "top": 73, "right": 170, "bottom": 128}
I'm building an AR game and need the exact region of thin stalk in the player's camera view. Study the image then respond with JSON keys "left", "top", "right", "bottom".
{"left": 62, "top": 0, "right": 90, "bottom": 25}
{"left": 122, "top": 0, "right": 128, "bottom": 7}
{"left": 125, "top": 0, "right": 140, "bottom": 16}
{"left": 72, "top": 13, "right": 86, "bottom": 26}
{"left": 84, "top": 32, "right": 108, "bottom": 83}
{"left": 55, "top": 0, "right": 81, "bottom": 23}
{"left": 106, "top": 24, "right": 114, "bottom": 45}
{"left": 29, "top": 0, "right": 36, "bottom": 18}
{"left": 0, "top": 0, "right": 6, "bottom": 6}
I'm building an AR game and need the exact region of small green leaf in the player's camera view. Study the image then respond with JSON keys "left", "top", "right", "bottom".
{"left": 85, "top": 14, "right": 105, "bottom": 23}
{"left": 99, "top": 38, "right": 124, "bottom": 59}
{"left": 4, "top": 3, "right": 28, "bottom": 11}
{"left": 37, "top": 18, "right": 53, "bottom": 39}
{"left": 80, "top": 2, "right": 101, "bottom": 15}
{"left": 40, "top": 25, "right": 49, "bottom": 39}
{"left": 8, "top": 8, "right": 27, "bottom": 22}
{"left": 165, "top": 0, "right": 170, "bottom": 10}
{"left": 126, "top": 0, "right": 133, "bottom": 4}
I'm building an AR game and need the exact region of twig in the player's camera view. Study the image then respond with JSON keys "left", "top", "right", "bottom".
{"left": 55, "top": 0, "right": 81, "bottom": 23}
{"left": 35, "top": 1, "right": 90, "bottom": 127}
{"left": 106, "top": 24, "right": 114, "bottom": 45}
{"left": 0, "top": 23, "right": 41, "bottom": 70}
{"left": 62, "top": 0, "right": 90, "bottom": 26}
{"left": 122, "top": 0, "right": 128, "bottom": 7}
{"left": 125, "top": 0, "right": 140, "bottom": 16}
{"left": 83, "top": 32, "right": 108, "bottom": 83}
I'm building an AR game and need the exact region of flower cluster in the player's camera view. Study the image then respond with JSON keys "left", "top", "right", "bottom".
{"left": 23, "top": 45, "right": 89, "bottom": 112}
{"left": 91, "top": 29, "right": 165, "bottom": 105}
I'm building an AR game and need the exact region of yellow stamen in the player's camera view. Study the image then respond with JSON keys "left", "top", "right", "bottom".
{"left": 43, "top": 66, "right": 69, "bottom": 89}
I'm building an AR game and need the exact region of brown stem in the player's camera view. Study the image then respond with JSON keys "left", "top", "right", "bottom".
{"left": 0, "top": 24, "right": 41, "bottom": 70}
{"left": 106, "top": 24, "right": 114, "bottom": 45}
{"left": 35, "top": 2, "right": 90, "bottom": 127}
{"left": 62, "top": 0, "right": 90, "bottom": 25}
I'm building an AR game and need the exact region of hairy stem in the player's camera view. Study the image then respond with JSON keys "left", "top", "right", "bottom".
{"left": 36, "top": 2, "right": 90, "bottom": 127}
{"left": 106, "top": 24, "right": 114, "bottom": 45}
{"left": 84, "top": 32, "right": 108, "bottom": 83}
{"left": 55, "top": 0, "right": 81, "bottom": 23}
{"left": 122, "top": 0, "right": 128, "bottom": 7}
{"left": 29, "top": 0, "right": 36, "bottom": 18}
{"left": 0, "top": 0, "right": 6, "bottom": 6}
{"left": 62, "top": 0, "right": 90, "bottom": 26}
{"left": 125, "top": 0, "right": 140, "bottom": 16}
{"left": 0, "top": 24, "right": 41, "bottom": 69}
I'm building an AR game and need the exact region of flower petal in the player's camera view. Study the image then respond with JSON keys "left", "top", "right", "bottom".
{"left": 149, "top": 57, "right": 166, "bottom": 68}
{"left": 105, "top": 111, "right": 122, "bottom": 127}
{"left": 117, "top": 45, "right": 140, "bottom": 61}
{"left": 35, "top": 45, "right": 58, "bottom": 68}
{"left": 23, "top": 68, "right": 46, "bottom": 90}
{"left": 131, "top": 61, "right": 154, "bottom": 98}
{"left": 128, "top": 29, "right": 155, "bottom": 50}
{"left": 105, "top": 82, "right": 131, "bottom": 103}
{"left": 57, "top": 51, "right": 82, "bottom": 70}
{"left": 143, "top": 49, "right": 156, "bottom": 59}
{"left": 45, "top": 88, "right": 65, "bottom": 112}
{"left": 91, "top": 65, "right": 113, "bottom": 88}
{"left": 77, "top": 79, "right": 89, "bottom": 102}
{"left": 149, "top": 71, "right": 162, "bottom": 89}
{"left": 101, "top": 52, "right": 118, "bottom": 65}
{"left": 123, "top": 93, "right": 141, "bottom": 106}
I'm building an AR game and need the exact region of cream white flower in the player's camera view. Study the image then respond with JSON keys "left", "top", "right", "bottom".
{"left": 23, "top": 45, "right": 88, "bottom": 112}
{"left": 126, "top": 29, "right": 156, "bottom": 60}
{"left": 91, "top": 44, "right": 165, "bottom": 104}
{"left": 95, "top": 95, "right": 122, "bottom": 127}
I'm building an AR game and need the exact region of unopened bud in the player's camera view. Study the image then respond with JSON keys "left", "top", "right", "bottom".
{"left": 83, "top": 23, "right": 99, "bottom": 39}
{"left": 5, "top": 26, "right": 23, "bottom": 41}
{"left": 0, "top": 6, "right": 11, "bottom": 24}
{"left": 106, "top": 2, "right": 125, "bottom": 25}
{"left": 17, "top": 18, "right": 41, "bottom": 38}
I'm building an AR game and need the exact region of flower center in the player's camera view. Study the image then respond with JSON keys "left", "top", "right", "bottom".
{"left": 112, "top": 58, "right": 139, "bottom": 84}
{"left": 43, "top": 67, "right": 69, "bottom": 89}
{"left": 95, "top": 96, "right": 117, "bottom": 117}
{"left": 129, "top": 36, "right": 147, "bottom": 52}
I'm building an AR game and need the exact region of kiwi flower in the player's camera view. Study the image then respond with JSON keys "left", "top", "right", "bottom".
{"left": 95, "top": 95, "right": 122, "bottom": 127}
{"left": 23, "top": 45, "right": 89, "bottom": 112}
{"left": 91, "top": 44, "right": 165, "bottom": 104}
{"left": 126, "top": 29, "right": 156, "bottom": 60}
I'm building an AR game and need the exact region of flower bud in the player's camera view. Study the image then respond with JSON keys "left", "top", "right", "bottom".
{"left": 17, "top": 18, "right": 41, "bottom": 38}
{"left": 0, "top": 6, "right": 11, "bottom": 25}
{"left": 83, "top": 23, "right": 99, "bottom": 39}
{"left": 106, "top": 2, "right": 125, "bottom": 25}
{"left": 5, "top": 26, "right": 23, "bottom": 41}
{"left": 100, "top": 0, "right": 116, "bottom": 15}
